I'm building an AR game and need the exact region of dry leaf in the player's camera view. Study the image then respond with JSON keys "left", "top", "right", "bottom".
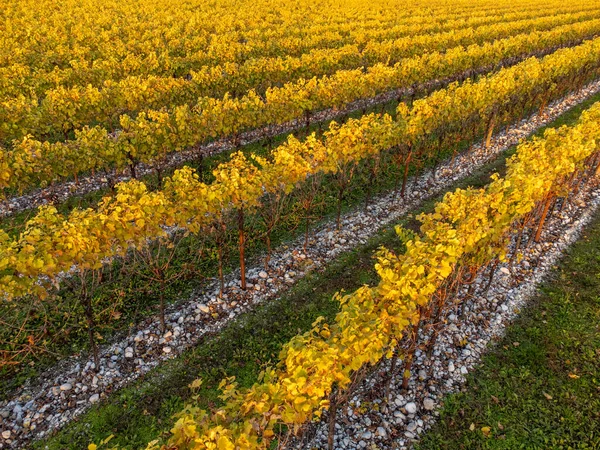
{"left": 497, "top": 422, "right": 504, "bottom": 430}
{"left": 469, "top": 423, "right": 475, "bottom": 431}
{"left": 543, "top": 392, "right": 553, "bottom": 400}
{"left": 568, "top": 373, "right": 580, "bottom": 379}
{"left": 481, "top": 426, "right": 492, "bottom": 437}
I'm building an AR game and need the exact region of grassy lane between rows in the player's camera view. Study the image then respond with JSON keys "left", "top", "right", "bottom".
{"left": 416, "top": 205, "right": 600, "bottom": 450}
{"left": 36, "top": 92, "right": 600, "bottom": 450}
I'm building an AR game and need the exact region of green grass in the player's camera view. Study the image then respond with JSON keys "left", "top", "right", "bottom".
{"left": 416, "top": 208, "right": 600, "bottom": 450}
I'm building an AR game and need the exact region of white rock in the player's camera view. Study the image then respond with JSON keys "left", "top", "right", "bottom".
{"left": 60, "top": 383, "right": 72, "bottom": 391}
{"left": 163, "top": 347, "right": 172, "bottom": 354}
{"left": 362, "top": 431, "right": 372, "bottom": 439}
{"left": 500, "top": 267, "right": 510, "bottom": 275}
{"left": 89, "top": 394, "right": 100, "bottom": 404}
{"left": 376, "top": 426, "right": 387, "bottom": 437}
{"left": 198, "top": 304, "right": 210, "bottom": 313}
{"left": 2, "top": 430, "right": 10, "bottom": 439}
{"left": 460, "top": 366, "right": 469, "bottom": 375}
{"left": 423, "top": 398, "right": 435, "bottom": 411}
{"left": 448, "top": 361, "right": 455, "bottom": 372}
{"left": 258, "top": 271, "right": 268, "bottom": 279}
{"left": 404, "top": 402, "right": 417, "bottom": 414}
{"left": 393, "top": 410, "right": 406, "bottom": 419}
{"left": 406, "top": 421, "right": 418, "bottom": 432}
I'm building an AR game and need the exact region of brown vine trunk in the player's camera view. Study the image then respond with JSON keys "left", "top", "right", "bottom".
{"left": 265, "top": 231, "right": 272, "bottom": 270}
{"left": 217, "top": 237, "right": 225, "bottom": 298}
{"left": 534, "top": 194, "right": 553, "bottom": 242}
{"left": 485, "top": 112, "right": 496, "bottom": 148}
{"left": 401, "top": 147, "right": 413, "bottom": 198}
{"left": 327, "top": 394, "right": 338, "bottom": 450}
{"left": 304, "top": 213, "right": 311, "bottom": 252}
{"left": 336, "top": 184, "right": 345, "bottom": 231}
{"left": 238, "top": 208, "right": 246, "bottom": 290}
{"left": 82, "top": 288, "right": 99, "bottom": 368}
{"left": 402, "top": 307, "right": 422, "bottom": 391}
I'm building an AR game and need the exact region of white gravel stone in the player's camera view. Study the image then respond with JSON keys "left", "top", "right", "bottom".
{"left": 404, "top": 402, "right": 417, "bottom": 414}
{"left": 423, "top": 398, "right": 435, "bottom": 411}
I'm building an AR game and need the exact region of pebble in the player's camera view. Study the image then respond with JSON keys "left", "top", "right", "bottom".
{"left": 2, "top": 430, "right": 10, "bottom": 439}
{"left": 404, "top": 402, "right": 417, "bottom": 414}
{"left": 423, "top": 398, "right": 435, "bottom": 410}
{"left": 198, "top": 304, "right": 210, "bottom": 313}
{"left": 448, "top": 361, "right": 455, "bottom": 372}
{"left": 393, "top": 410, "right": 406, "bottom": 419}
{"left": 89, "top": 394, "right": 100, "bottom": 404}
{"left": 376, "top": 426, "right": 387, "bottom": 437}
{"left": 258, "top": 271, "right": 268, "bottom": 278}
{"left": 59, "top": 383, "right": 72, "bottom": 392}
{"left": 163, "top": 347, "right": 172, "bottom": 354}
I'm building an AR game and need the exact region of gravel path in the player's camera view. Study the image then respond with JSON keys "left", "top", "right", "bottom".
{"left": 0, "top": 42, "right": 583, "bottom": 220}
{"left": 0, "top": 80, "right": 599, "bottom": 449}
{"left": 293, "top": 162, "right": 600, "bottom": 450}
